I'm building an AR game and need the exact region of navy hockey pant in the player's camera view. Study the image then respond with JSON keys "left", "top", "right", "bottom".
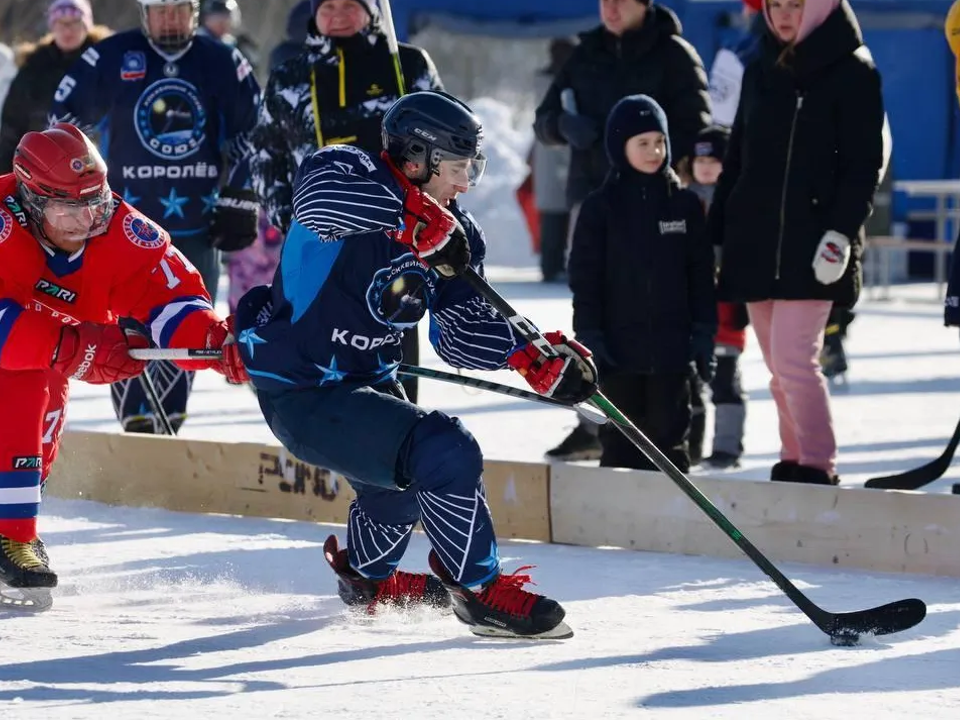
{"left": 258, "top": 380, "right": 501, "bottom": 587}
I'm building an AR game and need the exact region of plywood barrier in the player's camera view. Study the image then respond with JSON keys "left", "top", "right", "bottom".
{"left": 49, "top": 431, "right": 551, "bottom": 542}
{"left": 550, "top": 464, "right": 960, "bottom": 578}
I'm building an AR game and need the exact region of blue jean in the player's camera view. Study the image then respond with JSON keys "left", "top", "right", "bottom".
{"left": 258, "top": 380, "right": 501, "bottom": 586}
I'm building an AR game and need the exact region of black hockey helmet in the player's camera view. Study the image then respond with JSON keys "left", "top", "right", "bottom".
{"left": 382, "top": 91, "right": 486, "bottom": 186}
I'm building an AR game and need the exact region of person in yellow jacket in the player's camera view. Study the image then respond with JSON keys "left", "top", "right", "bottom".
{"left": 947, "top": 0, "right": 960, "bottom": 104}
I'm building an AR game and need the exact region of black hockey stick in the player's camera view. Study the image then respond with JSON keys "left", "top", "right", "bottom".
{"left": 864, "top": 415, "right": 960, "bottom": 490}
{"left": 460, "top": 266, "right": 926, "bottom": 644}
{"left": 128, "top": 349, "right": 606, "bottom": 423}
{"left": 138, "top": 366, "right": 175, "bottom": 436}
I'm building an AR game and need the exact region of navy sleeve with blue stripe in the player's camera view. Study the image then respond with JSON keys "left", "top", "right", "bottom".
{"left": 429, "top": 206, "right": 519, "bottom": 370}
{"left": 292, "top": 146, "right": 404, "bottom": 241}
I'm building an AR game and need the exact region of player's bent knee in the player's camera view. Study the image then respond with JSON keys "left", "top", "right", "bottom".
{"left": 402, "top": 411, "right": 483, "bottom": 493}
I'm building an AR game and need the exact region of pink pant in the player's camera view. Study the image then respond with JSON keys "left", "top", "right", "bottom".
{"left": 748, "top": 300, "right": 837, "bottom": 474}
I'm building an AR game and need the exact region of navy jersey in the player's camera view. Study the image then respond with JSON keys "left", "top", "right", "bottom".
{"left": 235, "top": 145, "right": 519, "bottom": 391}
{"left": 49, "top": 30, "right": 261, "bottom": 240}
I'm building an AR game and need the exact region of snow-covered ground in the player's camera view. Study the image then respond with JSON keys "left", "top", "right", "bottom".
{"left": 4, "top": 497, "right": 960, "bottom": 719}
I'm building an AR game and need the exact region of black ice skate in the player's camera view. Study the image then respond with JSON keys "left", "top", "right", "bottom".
{"left": 0, "top": 535, "right": 56, "bottom": 612}
{"left": 545, "top": 425, "right": 601, "bottom": 461}
{"left": 428, "top": 550, "right": 573, "bottom": 640}
{"left": 323, "top": 535, "right": 450, "bottom": 613}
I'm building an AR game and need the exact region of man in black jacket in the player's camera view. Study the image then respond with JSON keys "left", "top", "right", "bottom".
{"left": 251, "top": 0, "right": 442, "bottom": 404}
{"left": 535, "top": 0, "right": 711, "bottom": 461}
{"left": 534, "top": 0, "right": 710, "bottom": 209}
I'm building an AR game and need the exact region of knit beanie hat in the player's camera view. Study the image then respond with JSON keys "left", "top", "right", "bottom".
{"left": 604, "top": 94, "right": 671, "bottom": 170}
{"left": 47, "top": 0, "right": 93, "bottom": 31}
{"left": 311, "top": 0, "right": 379, "bottom": 21}
{"left": 694, "top": 126, "right": 730, "bottom": 162}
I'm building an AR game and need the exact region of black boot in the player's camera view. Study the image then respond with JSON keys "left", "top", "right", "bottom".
{"left": 790, "top": 465, "right": 840, "bottom": 486}
{"left": 323, "top": 535, "right": 449, "bottom": 612}
{"left": 428, "top": 550, "right": 572, "bottom": 639}
{"left": 545, "top": 424, "right": 601, "bottom": 461}
{"left": 770, "top": 460, "right": 800, "bottom": 482}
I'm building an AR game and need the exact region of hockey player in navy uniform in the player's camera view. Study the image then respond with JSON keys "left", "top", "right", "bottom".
{"left": 49, "top": 0, "right": 261, "bottom": 434}
{"left": 235, "top": 92, "right": 597, "bottom": 639}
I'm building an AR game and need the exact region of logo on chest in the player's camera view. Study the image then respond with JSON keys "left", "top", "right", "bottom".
{"left": 658, "top": 220, "right": 687, "bottom": 235}
{"left": 35, "top": 279, "right": 78, "bottom": 304}
{"left": 366, "top": 253, "right": 433, "bottom": 330}
{"left": 135, "top": 78, "right": 208, "bottom": 160}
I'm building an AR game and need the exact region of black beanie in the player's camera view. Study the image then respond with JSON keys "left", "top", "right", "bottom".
{"left": 694, "top": 125, "right": 730, "bottom": 162}
{"left": 604, "top": 94, "right": 671, "bottom": 170}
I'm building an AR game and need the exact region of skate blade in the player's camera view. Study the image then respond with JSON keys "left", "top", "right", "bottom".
{"left": 467, "top": 620, "right": 574, "bottom": 640}
{"left": 0, "top": 586, "right": 53, "bottom": 613}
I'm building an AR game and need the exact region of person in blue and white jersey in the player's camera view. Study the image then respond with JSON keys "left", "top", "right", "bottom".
{"left": 235, "top": 91, "right": 597, "bottom": 639}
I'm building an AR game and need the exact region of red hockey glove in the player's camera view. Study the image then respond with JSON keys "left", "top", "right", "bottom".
{"left": 176, "top": 316, "right": 249, "bottom": 383}
{"left": 52, "top": 322, "right": 149, "bottom": 384}
{"left": 507, "top": 331, "right": 598, "bottom": 404}
{"left": 398, "top": 187, "right": 471, "bottom": 278}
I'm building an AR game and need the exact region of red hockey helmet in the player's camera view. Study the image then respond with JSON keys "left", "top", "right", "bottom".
{"left": 13, "top": 123, "right": 114, "bottom": 244}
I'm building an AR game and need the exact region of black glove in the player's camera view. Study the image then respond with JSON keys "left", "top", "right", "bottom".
{"left": 210, "top": 187, "right": 260, "bottom": 251}
{"left": 557, "top": 113, "right": 599, "bottom": 150}
{"left": 691, "top": 325, "right": 717, "bottom": 383}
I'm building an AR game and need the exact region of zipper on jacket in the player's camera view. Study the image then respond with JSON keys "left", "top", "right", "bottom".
{"left": 775, "top": 93, "right": 803, "bottom": 280}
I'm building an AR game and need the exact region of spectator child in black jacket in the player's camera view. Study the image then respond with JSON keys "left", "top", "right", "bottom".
{"left": 569, "top": 94, "right": 718, "bottom": 472}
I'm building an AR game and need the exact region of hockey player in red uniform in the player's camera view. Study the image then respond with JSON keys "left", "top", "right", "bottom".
{"left": 0, "top": 123, "right": 246, "bottom": 608}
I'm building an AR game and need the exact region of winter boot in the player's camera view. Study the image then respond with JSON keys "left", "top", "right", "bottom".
{"left": 0, "top": 536, "right": 57, "bottom": 589}
{"left": 428, "top": 550, "right": 573, "bottom": 639}
{"left": 323, "top": 535, "right": 449, "bottom": 612}
{"left": 770, "top": 460, "right": 800, "bottom": 482}
{"left": 545, "top": 424, "right": 602, "bottom": 461}
{"left": 703, "top": 451, "right": 741, "bottom": 470}
{"left": 785, "top": 464, "right": 840, "bottom": 486}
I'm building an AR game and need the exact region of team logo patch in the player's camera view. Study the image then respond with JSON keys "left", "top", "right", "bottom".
{"left": 0, "top": 207, "right": 13, "bottom": 245}
{"left": 135, "top": 78, "right": 207, "bottom": 160}
{"left": 366, "top": 253, "right": 433, "bottom": 330}
{"left": 123, "top": 213, "right": 164, "bottom": 249}
{"left": 121, "top": 51, "right": 147, "bottom": 81}
{"left": 658, "top": 220, "right": 687, "bottom": 235}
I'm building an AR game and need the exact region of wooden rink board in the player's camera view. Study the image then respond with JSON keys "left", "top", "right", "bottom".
{"left": 50, "top": 431, "right": 551, "bottom": 542}
{"left": 550, "top": 464, "right": 960, "bottom": 578}
{"left": 48, "top": 431, "right": 960, "bottom": 579}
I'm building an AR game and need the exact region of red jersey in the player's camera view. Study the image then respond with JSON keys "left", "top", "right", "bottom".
{"left": 0, "top": 175, "right": 219, "bottom": 371}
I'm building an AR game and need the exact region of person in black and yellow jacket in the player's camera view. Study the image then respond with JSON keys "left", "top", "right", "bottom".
{"left": 251, "top": 0, "right": 443, "bottom": 402}
{"left": 944, "top": 0, "right": 960, "bottom": 331}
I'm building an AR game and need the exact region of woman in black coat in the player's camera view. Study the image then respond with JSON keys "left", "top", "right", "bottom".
{"left": 0, "top": 2, "right": 111, "bottom": 173}
{"left": 708, "top": 0, "right": 884, "bottom": 485}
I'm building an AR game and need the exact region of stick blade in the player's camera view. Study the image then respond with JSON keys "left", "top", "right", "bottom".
{"left": 864, "top": 464, "right": 949, "bottom": 490}
{"left": 825, "top": 598, "right": 926, "bottom": 639}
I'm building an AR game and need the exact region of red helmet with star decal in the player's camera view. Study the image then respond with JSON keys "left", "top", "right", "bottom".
{"left": 13, "top": 123, "right": 114, "bottom": 245}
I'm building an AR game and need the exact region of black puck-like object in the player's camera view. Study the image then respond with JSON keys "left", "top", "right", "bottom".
{"left": 830, "top": 633, "right": 861, "bottom": 647}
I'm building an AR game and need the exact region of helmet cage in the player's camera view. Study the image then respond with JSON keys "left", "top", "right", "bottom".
{"left": 139, "top": 0, "right": 199, "bottom": 55}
